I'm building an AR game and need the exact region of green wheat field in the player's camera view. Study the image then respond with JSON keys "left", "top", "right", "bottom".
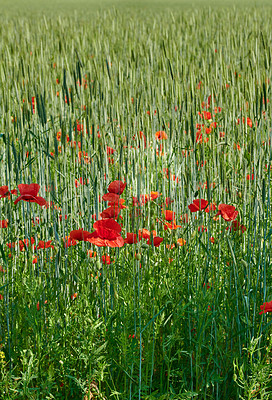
{"left": 0, "top": 0, "right": 272, "bottom": 398}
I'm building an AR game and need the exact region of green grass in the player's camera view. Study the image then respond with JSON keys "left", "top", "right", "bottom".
{"left": 0, "top": 3, "right": 272, "bottom": 400}
{"left": 0, "top": 0, "right": 271, "bottom": 15}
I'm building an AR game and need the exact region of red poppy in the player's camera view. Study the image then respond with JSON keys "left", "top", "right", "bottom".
{"left": 205, "top": 203, "right": 217, "bottom": 213}
{"left": 108, "top": 198, "right": 126, "bottom": 208}
{"left": 216, "top": 204, "right": 238, "bottom": 221}
{"left": 19, "top": 237, "right": 35, "bottom": 251}
{"left": 6, "top": 242, "right": 16, "bottom": 249}
{"left": 36, "top": 240, "right": 54, "bottom": 250}
{"left": 106, "top": 146, "right": 116, "bottom": 155}
{"left": 150, "top": 191, "right": 160, "bottom": 200}
{"left": 203, "top": 282, "right": 211, "bottom": 289}
{"left": 246, "top": 174, "right": 254, "bottom": 181}
{"left": 177, "top": 238, "right": 186, "bottom": 246}
{"left": 88, "top": 250, "right": 97, "bottom": 258}
{"left": 147, "top": 236, "right": 163, "bottom": 247}
{"left": 70, "top": 229, "right": 92, "bottom": 241}
{"left": 71, "top": 293, "right": 78, "bottom": 300}
{"left": 87, "top": 219, "right": 124, "bottom": 247}
{"left": 63, "top": 236, "right": 78, "bottom": 248}
{"left": 102, "top": 193, "right": 120, "bottom": 202}
{"left": 132, "top": 197, "right": 140, "bottom": 207}
{"left": 14, "top": 184, "right": 46, "bottom": 206}
{"left": 165, "top": 197, "right": 174, "bottom": 206}
{"left": 124, "top": 232, "right": 138, "bottom": 244}
{"left": 163, "top": 221, "right": 181, "bottom": 230}
{"left": 202, "top": 111, "right": 212, "bottom": 120}
{"left": 108, "top": 180, "right": 126, "bottom": 195}
{"left": 0, "top": 220, "right": 8, "bottom": 228}
{"left": 226, "top": 220, "right": 246, "bottom": 233}
{"left": 180, "top": 213, "right": 189, "bottom": 223}
{"left": 32, "top": 97, "right": 35, "bottom": 114}
{"left": 100, "top": 206, "right": 120, "bottom": 219}
{"left": 140, "top": 194, "right": 150, "bottom": 205}
{"left": 102, "top": 255, "right": 112, "bottom": 264}
{"left": 163, "top": 210, "right": 175, "bottom": 221}
{"left": 155, "top": 131, "right": 168, "bottom": 140}
{"left": 188, "top": 199, "right": 209, "bottom": 212}
{"left": 138, "top": 229, "right": 156, "bottom": 240}
{"left": 0, "top": 186, "right": 17, "bottom": 199}
{"left": 259, "top": 300, "right": 272, "bottom": 315}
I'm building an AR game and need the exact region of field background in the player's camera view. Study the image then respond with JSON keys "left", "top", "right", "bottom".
{"left": 0, "top": 0, "right": 271, "bottom": 14}
{"left": 0, "top": 0, "right": 272, "bottom": 399}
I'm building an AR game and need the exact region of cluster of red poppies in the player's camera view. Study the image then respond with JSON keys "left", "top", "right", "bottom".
{"left": 1, "top": 182, "right": 270, "bottom": 316}
{"left": 69, "top": 180, "right": 164, "bottom": 248}
{"left": 188, "top": 199, "right": 239, "bottom": 222}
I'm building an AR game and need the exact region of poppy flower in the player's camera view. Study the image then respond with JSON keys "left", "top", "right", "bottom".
{"left": 180, "top": 213, "right": 189, "bottom": 223}
{"left": 155, "top": 131, "right": 168, "bottom": 140}
{"left": 87, "top": 250, "right": 97, "bottom": 258}
{"left": 203, "top": 282, "right": 211, "bottom": 289}
{"left": 71, "top": 293, "right": 78, "bottom": 300}
{"left": 108, "top": 180, "right": 126, "bottom": 195}
{"left": 14, "top": 184, "right": 46, "bottom": 206}
{"left": 0, "top": 220, "right": 8, "bottom": 228}
{"left": 147, "top": 236, "right": 163, "bottom": 247}
{"left": 100, "top": 206, "right": 120, "bottom": 219}
{"left": 246, "top": 174, "right": 254, "bottom": 181}
{"left": 0, "top": 186, "right": 17, "bottom": 199}
{"left": 188, "top": 199, "right": 209, "bottom": 212}
{"left": 205, "top": 203, "right": 217, "bottom": 213}
{"left": 163, "top": 210, "right": 175, "bottom": 221}
{"left": 259, "top": 300, "right": 272, "bottom": 315}
{"left": 102, "top": 255, "right": 112, "bottom": 264}
{"left": 138, "top": 131, "right": 147, "bottom": 148}
{"left": 70, "top": 229, "right": 92, "bottom": 241}
{"left": 177, "top": 238, "right": 186, "bottom": 246}
{"left": 216, "top": 204, "right": 238, "bottom": 221}
{"left": 138, "top": 229, "right": 156, "bottom": 241}
{"left": 140, "top": 194, "right": 150, "bottom": 205}
{"left": 102, "top": 193, "right": 120, "bottom": 202}
{"left": 163, "top": 220, "right": 181, "bottom": 230}
{"left": 132, "top": 197, "right": 140, "bottom": 207}
{"left": 202, "top": 111, "right": 212, "bottom": 120}
{"left": 226, "top": 220, "right": 246, "bottom": 233}
{"left": 165, "top": 197, "right": 174, "bottom": 206}
{"left": 6, "top": 242, "right": 16, "bottom": 249}
{"left": 63, "top": 236, "right": 78, "bottom": 248}
{"left": 19, "top": 237, "right": 35, "bottom": 251}
{"left": 36, "top": 240, "right": 54, "bottom": 250}
{"left": 31, "top": 97, "right": 35, "bottom": 114}
{"left": 106, "top": 146, "right": 115, "bottom": 155}
{"left": 87, "top": 219, "right": 124, "bottom": 247}
{"left": 108, "top": 198, "right": 126, "bottom": 208}
{"left": 150, "top": 191, "right": 160, "bottom": 200}
{"left": 124, "top": 232, "right": 138, "bottom": 244}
